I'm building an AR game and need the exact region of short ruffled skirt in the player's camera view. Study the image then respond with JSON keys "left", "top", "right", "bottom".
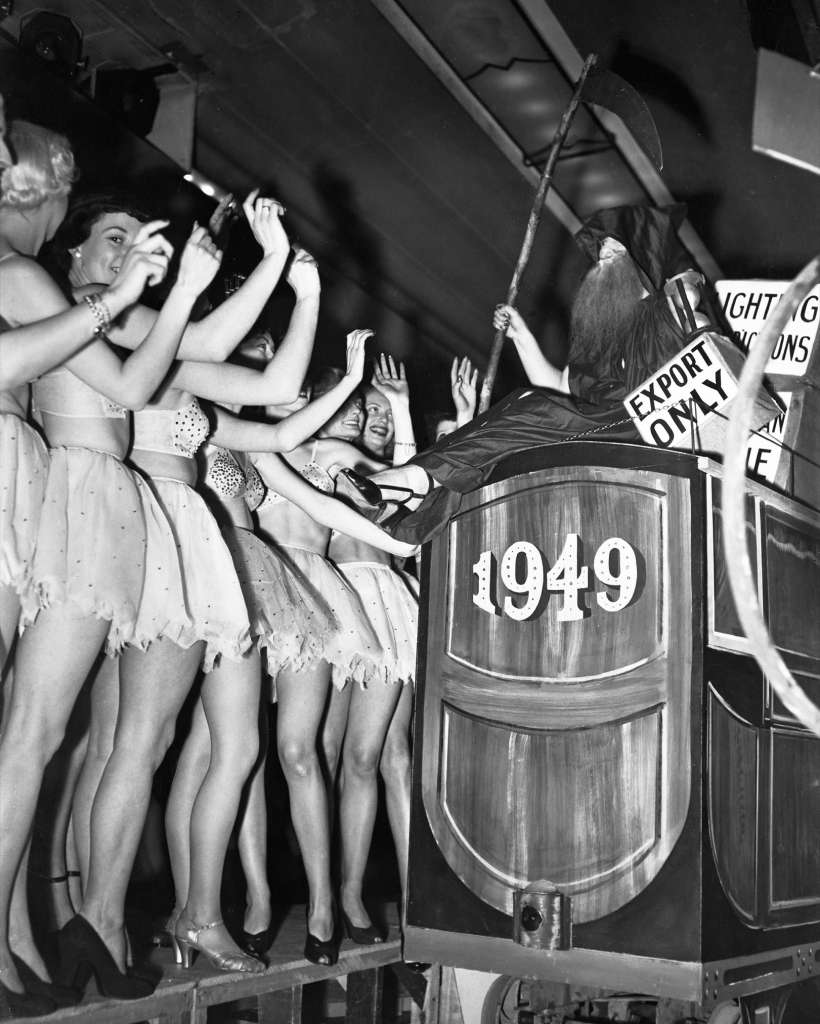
{"left": 21, "top": 446, "right": 147, "bottom": 653}
{"left": 334, "top": 561, "right": 419, "bottom": 686}
{"left": 223, "top": 527, "right": 338, "bottom": 682}
{"left": 0, "top": 413, "right": 49, "bottom": 597}
{"left": 131, "top": 474, "right": 193, "bottom": 651}
{"left": 148, "top": 478, "right": 251, "bottom": 672}
{"left": 278, "top": 545, "right": 382, "bottom": 690}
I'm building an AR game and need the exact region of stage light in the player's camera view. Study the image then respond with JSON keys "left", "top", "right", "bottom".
{"left": 19, "top": 11, "right": 84, "bottom": 78}
{"left": 183, "top": 169, "right": 229, "bottom": 202}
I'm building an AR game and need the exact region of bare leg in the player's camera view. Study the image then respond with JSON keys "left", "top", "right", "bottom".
{"left": 0, "top": 603, "right": 110, "bottom": 991}
{"left": 237, "top": 704, "right": 271, "bottom": 936}
{"left": 172, "top": 649, "right": 261, "bottom": 963}
{"left": 71, "top": 656, "right": 120, "bottom": 886}
{"left": 80, "top": 639, "right": 204, "bottom": 970}
{"left": 380, "top": 683, "right": 413, "bottom": 903}
{"left": 339, "top": 680, "right": 403, "bottom": 929}
{"left": 276, "top": 662, "right": 333, "bottom": 942}
{"left": 0, "top": 584, "right": 19, "bottom": 690}
{"left": 321, "top": 682, "right": 351, "bottom": 786}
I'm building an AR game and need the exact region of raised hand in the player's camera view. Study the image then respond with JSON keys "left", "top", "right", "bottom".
{"left": 286, "top": 247, "right": 320, "bottom": 299}
{"left": 344, "top": 328, "right": 372, "bottom": 386}
{"left": 371, "top": 352, "right": 409, "bottom": 406}
{"left": 106, "top": 220, "right": 173, "bottom": 306}
{"left": 175, "top": 223, "right": 223, "bottom": 295}
{"left": 450, "top": 355, "right": 479, "bottom": 423}
{"left": 242, "top": 189, "right": 289, "bottom": 258}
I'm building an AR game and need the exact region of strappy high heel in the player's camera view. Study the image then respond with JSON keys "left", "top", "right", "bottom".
{"left": 173, "top": 918, "right": 266, "bottom": 974}
{"left": 55, "top": 915, "right": 153, "bottom": 1000}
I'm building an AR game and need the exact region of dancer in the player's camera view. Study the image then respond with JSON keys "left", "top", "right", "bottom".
{"left": 160, "top": 328, "right": 388, "bottom": 975}
{"left": 321, "top": 353, "right": 420, "bottom": 944}
{"left": 0, "top": 128, "right": 220, "bottom": 1013}
{"left": 56, "top": 200, "right": 312, "bottom": 985}
{"left": 247, "top": 367, "right": 416, "bottom": 966}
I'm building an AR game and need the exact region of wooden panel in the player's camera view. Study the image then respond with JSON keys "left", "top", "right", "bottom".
{"left": 440, "top": 704, "right": 661, "bottom": 892}
{"left": 769, "top": 731, "right": 820, "bottom": 909}
{"left": 421, "top": 458, "right": 694, "bottom": 924}
{"left": 447, "top": 480, "right": 665, "bottom": 681}
{"left": 708, "top": 476, "right": 759, "bottom": 650}
{"left": 708, "top": 687, "right": 759, "bottom": 923}
{"left": 764, "top": 507, "right": 820, "bottom": 665}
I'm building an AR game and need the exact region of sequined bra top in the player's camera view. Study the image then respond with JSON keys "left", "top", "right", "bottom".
{"left": 256, "top": 439, "right": 334, "bottom": 513}
{"left": 32, "top": 367, "right": 127, "bottom": 420}
{"left": 132, "top": 398, "right": 209, "bottom": 459}
{"left": 204, "top": 445, "right": 266, "bottom": 511}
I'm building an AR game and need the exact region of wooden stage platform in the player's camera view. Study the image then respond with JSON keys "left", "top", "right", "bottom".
{"left": 16, "top": 904, "right": 428, "bottom": 1024}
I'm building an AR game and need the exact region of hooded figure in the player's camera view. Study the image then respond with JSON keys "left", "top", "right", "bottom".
{"left": 359, "top": 204, "right": 704, "bottom": 545}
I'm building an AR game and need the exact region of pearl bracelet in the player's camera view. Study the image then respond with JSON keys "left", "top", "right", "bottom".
{"left": 83, "top": 292, "right": 112, "bottom": 335}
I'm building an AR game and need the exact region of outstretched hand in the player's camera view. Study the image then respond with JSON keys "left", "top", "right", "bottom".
{"left": 371, "top": 352, "right": 409, "bottom": 405}
{"left": 108, "top": 220, "right": 173, "bottom": 305}
{"left": 450, "top": 355, "right": 478, "bottom": 422}
{"left": 242, "top": 188, "right": 289, "bottom": 259}
{"left": 175, "top": 223, "right": 223, "bottom": 295}
{"left": 344, "top": 328, "right": 372, "bottom": 386}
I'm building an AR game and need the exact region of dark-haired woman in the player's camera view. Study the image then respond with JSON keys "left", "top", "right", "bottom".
{"left": 0, "top": 121, "right": 221, "bottom": 1011}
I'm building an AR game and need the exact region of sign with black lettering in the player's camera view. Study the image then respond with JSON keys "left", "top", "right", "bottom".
{"left": 624, "top": 332, "right": 781, "bottom": 455}
{"left": 716, "top": 280, "right": 819, "bottom": 380}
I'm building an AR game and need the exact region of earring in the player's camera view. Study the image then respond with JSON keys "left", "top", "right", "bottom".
{"left": 70, "top": 248, "right": 82, "bottom": 259}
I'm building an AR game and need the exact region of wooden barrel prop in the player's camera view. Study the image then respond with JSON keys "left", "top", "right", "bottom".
{"left": 419, "top": 454, "right": 694, "bottom": 923}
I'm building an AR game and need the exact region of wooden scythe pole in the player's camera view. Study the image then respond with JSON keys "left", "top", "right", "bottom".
{"left": 479, "top": 52, "right": 598, "bottom": 414}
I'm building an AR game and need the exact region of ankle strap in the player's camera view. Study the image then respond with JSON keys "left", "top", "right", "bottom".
{"left": 190, "top": 918, "right": 223, "bottom": 939}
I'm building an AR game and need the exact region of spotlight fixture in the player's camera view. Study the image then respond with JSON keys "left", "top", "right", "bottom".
{"left": 183, "top": 168, "right": 230, "bottom": 202}
{"left": 19, "top": 11, "right": 85, "bottom": 78}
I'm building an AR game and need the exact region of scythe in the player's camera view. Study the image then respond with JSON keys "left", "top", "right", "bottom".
{"left": 478, "top": 55, "right": 664, "bottom": 412}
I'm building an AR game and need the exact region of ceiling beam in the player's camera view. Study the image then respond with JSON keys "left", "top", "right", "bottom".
{"left": 515, "top": 0, "right": 722, "bottom": 281}
{"left": 368, "top": 0, "right": 581, "bottom": 236}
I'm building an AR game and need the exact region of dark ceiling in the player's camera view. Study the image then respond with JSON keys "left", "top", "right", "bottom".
{"left": 2, "top": 0, "right": 819, "bottom": 416}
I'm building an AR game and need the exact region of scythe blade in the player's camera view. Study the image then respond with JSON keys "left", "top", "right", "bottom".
{"left": 581, "top": 66, "right": 663, "bottom": 170}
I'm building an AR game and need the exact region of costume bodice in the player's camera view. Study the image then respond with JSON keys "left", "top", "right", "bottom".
{"left": 32, "top": 367, "right": 127, "bottom": 420}
{"left": 204, "top": 445, "right": 266, "bottom": 511}
{"left": 132, "top": 398, "right": 209, "bottom": 458}
{"left": 256, "top": 439, "right": 334, "bottom": 512}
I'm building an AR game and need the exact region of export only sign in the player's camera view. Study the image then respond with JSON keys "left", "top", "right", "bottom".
{"left": 716, "top": 279, "right": 819, "bottom": 378}
{"left": 624, "top": 334, "right": 738, "bottom": 449}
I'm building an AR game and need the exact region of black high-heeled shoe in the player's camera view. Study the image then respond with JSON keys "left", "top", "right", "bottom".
{"left": 55, "top": 915, "right": 153, "bottom": 1000}
{"left": 304, "top": 908, "right": 339, "bottom": 967}
{"left": 0, "top": 978, "right": 55, "bottom": 1018}
{"left": 335, "top": 469, "right": 427, "bottom": 523}
{"left": 340, "top": 908, "right": 385, "bottom": 945}
{"left": 241, "top": 926, "right": 273, "bottom": 963}
{"left": 12, "top": 954, "right": 82, "bottom": 1008}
